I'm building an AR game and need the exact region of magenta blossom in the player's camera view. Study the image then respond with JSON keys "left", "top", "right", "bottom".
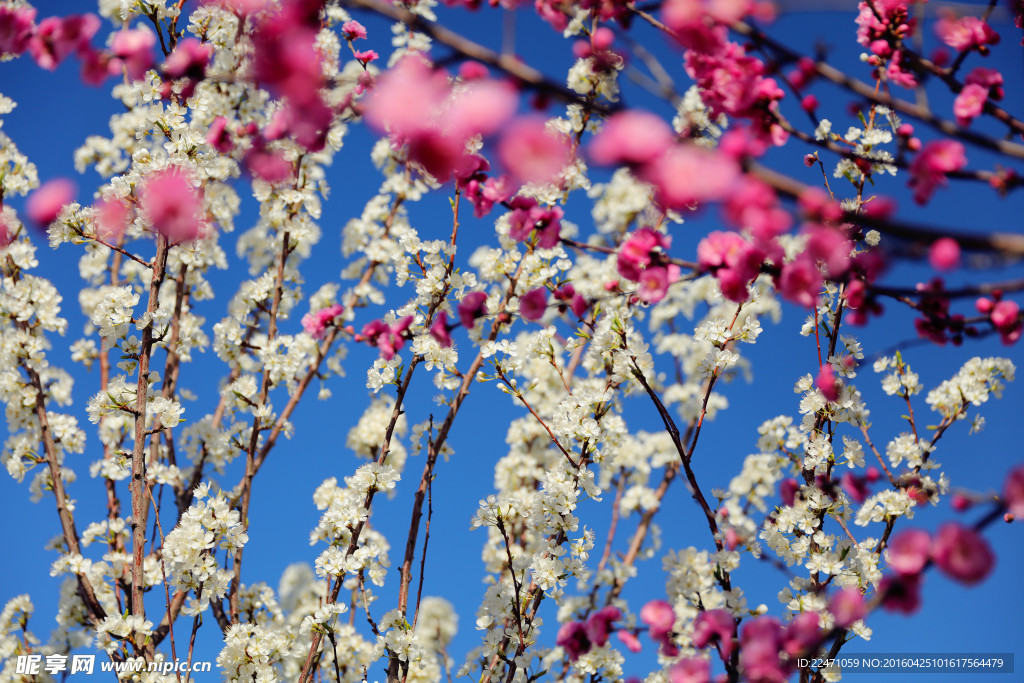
{"left": 458, "top": 291, "right": 488, "bottom": 329}
{"left": 429, "top": 311, "right": 453, "bottom": 348}
{"left": 360, "top": 316, "right": 414, "bottom": 360}
{"left": 669, "top": 657, "right": 711, "bottom": 683}
{"left": 207, "top": 116, "right": 234, "bottom": 153}
{"left": 879, "top": 572, "right": 922, "bottom": 614}
{"left": 692, "top": 609, "right": 735, "bottom": 660}
{"left": 909, "top": 140, "right": 966, "bottom": 205}
{"left": 640, "top": 599, "right": 676, "bottom": 653}
{"left": 782, "top": 612, "right": 821, "bottom": 657}
{"left": 584, "top": 606, "right": 621, "bottom": 647}
{"left": 301, "top": 304, "right": 344, "bottom": 340}
{"left": 555, "top": 621, "right": 591, "bottom": 661}
{"left": 887, "top": 528, "right": 931, "bottom": 576}
{"left": 341, "top": 19, "right": 367, "bottom": 40}
{"left": 0, "top": 6, "right": 36, "bottom": 55}
{"left": 739, "top": 617, "right": 788, "bottom": 683}
{"left": 110, "top": 28, "right": 155, "bottom": 80}
{"left": 28, "top": 14, "right": 99, "bottom": 71}
{"left": 930, "top": 523, "right": 995, "bottom": 585}
{"left": 1005, "top": 465, "right": 1024, "bottom": 518}
{"left": 519, "top": 287, "right": 548, "bottom": 321}
{"left": 26, "top": 178, "right": 76, "bottom": 225}
{"left": 616, "top": 630, "right": 642, "bottom": 653}
{"left": 929, "top": 237, "right": 961, "bottom": 271}
{"left": 815, "top": 364, "right": 840, "bottom": 403}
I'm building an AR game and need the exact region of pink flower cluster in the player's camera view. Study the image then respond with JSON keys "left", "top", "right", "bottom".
{"left": 251, "top": 0, "right": 334, "bottom": 152}
{"left": 952, "top": 67, "right": 1004, "bottom": 127}
{"left": 555, "top": 606, "right": 622, "bottom": 661}
{"left": 879, "top": 523, "right": 995, "bottom": 614}
{"left": 1005, "top": 465, "right": 1024, "bottom": 520}
{"left": 617, "top": 228, "right": 682, "bottom": 303}
{"left": 935, "top": 11, "right": 999, "bottom": 52}
{"left": 139, "top": 168, "right": 207, "bottom": 242}
{"left": 507, "top": 197, "right": 563, "bottom": 249}
{"left": 908, "top": 140, "right": 966, "bottom": 205}
{"left": 589, "top": 111, "right": 740, "bottom": 210}
{"left": 363, "top": 56, "right": 533, "bottom": 184}
{"left": 358, "top": 316, "right": 414, "bottom": 360}
{"left": 976, "top": 296, "right": 1022, "bottom": 345}
{"left": 301, "top": 304, "right": 344, "bottom": 339}
{"left": 854, "top": 0, "right": 919, "bottom": 87}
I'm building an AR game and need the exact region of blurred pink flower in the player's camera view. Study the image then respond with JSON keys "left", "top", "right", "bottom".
{"left": 498, "top": 117, "right": 571, "bottom": 185}
{"left": 26, "top": 178, "right": 76, "bottom": 225}
{"left": 931, "top": 522, "right": 995, "bottom": 585}
{"left": 139, "top": 169, "right": 205, "bottom": 241}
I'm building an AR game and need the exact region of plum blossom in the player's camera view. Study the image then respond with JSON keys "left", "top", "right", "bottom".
{"left": 498, "top": 117, "right": 572, "bottom": 185}
{"left": 302, "top": 304, "right": 344, "bottom": 340}
{"left": 359, "top": 317, "right": 414, "bottom": 360}
{"left": 886, "top": 528, "right": 931, "bottom": 576}
{"left": 908, "top": 140, "right": 966, "bottom": 205}
{"left": 519, "top": 287, "right": 548, "bottom": 321}
{"left": 1004, "top": 465, "right": 1024, "bottom": 518}
{"left": 929, "top": 237, "right": 960, "bottom": 271}
{"left": 26, "top": 178, "right": 75, "bottom": 225}
{"left": 692, "top": 609, "right": 735, "bottom": 659}
{"left": 829, "top": 587, "right": 866, "bottom": 628}
{"left": 457, "top": 291, "right": 488, "bottom": 329}
{"left": 930, "top": 523, "right": 994, "bottom": 584}
{"left": 139, "top": 169, "right": 206, "bottom": 241}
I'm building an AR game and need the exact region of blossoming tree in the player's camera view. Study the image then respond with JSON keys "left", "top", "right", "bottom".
{"left": 0, "top": 0, "right": 1021, "bottom": 681}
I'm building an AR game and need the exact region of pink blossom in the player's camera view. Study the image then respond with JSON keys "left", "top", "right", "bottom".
{"left": 640, "top": 599, "right": 676, "bottom": 650}
{"left": 464, "top": 175, "right": 514, "bottom": 218}
{"left": 841, "top": 472, "right": 870, "bottom": 504}
{"left": 26, "top": 178, "right": 76, "bottom": 225}
{"left": 692, "top": 609, "right": 735, "bottom": 659}
{"left": 139, "top": 169, "right": 205, "bottom": 241}
{"left": 245, "top": 143, "right": 294, "bottom": 184}
{"left": 341, "top": 20, "right": 367, "bottom": 40}
{"left": 782, "top": 612, "right": 820, "bottom": 657}
{"left": 829, "top": 587, "right": 866, "bottom": 628}
{"left": 990, "top": 300, "right": 1021, "bottom": 345}
{"left": 94, "top": 197, "right": 133, "bottom": 242}
{"left": 637, "top": 265, "right": 681, "bottom": 304}
{"left": 353, "top": 49, "right": 378, "bottom": 64}
{"left": 616, "top": 630, "right": 642, "bottom": 653}
{"left": 928, "top": 237, "right": 961, "bottom": 271}
{"left": 1004, "top": 465, "right": 1024, "bottom": 518}
{"left": 458, "top": 60, "right": 490, "bottom": 80}
{"left": 697, "top": 231, "right": 764, "bottom": 303}
{"left": 251, "top": 16, "right": 321, "bottom": 104}
{"left": 0, "top": 6, "right": 36, "bottom": 55}
{"left": 362, "top": 57, "right": 449, "bottom": 139}
{"left": 110, "top": 28, "right": 155, "bottom": 80}
{"left": 207, "top": 116, "right": 234, "bottom": 153}
{"left": 779, "top": 478, "right": 798, "bottom": 507}
{"left": 556, "top": 621, "right": 591, "bottom": 661}
{"left": 815, "top": 364, "right": 839, "bottom": 403}
{"left": 965, "top": 67, "right": 1004, "bottom": 96}
{"left": 498, "top": 117, "right": 571, "bottom": 185}
{"left": 935, "top": 12, "right": 999, "bottom": 52}
{"left": 879, "top": 573, "right": 922, "bottom": 614}
{"left": 638, "top": 144, "right": 739, "bottom": 210}
{"left": 584, "top": 606, "right": 621, "bottom": 647}
{"left": 429, "top": 311, "right": 453, "bottom": 348}
{"left": 163, "top": 37, "right": 213, "bottom": 81}
{"left": 805, "top": 225, "right": 852, "bottom": 277}
{"left": 931, "top": 522, "right": 995, "bottom": 585}
{"left": 519, "top": 287, "right": 548, "bottom": 321}
{"left": 723, "top": 178, "right": 791, "bottom": 245}
{"left": 447, "top": 80, "right": 519, "bottom": 139}
{"left": 669, "top": 657, "right": 711, "bottom": 683}
{"left": 28, "top": 14, "right": 99, "bottom": 71}
{"left": 777, "top": 254, "right": 822, "bottom": 308}
{"left": 507, "top": 198, "right": 563, "bottom": 249}
{"left": 302, "top": 304, "right": 344, "bottom": 339}
{"left": 909, "top": 140, "right": 966, "bottom": 205}
{"left": 739, "top": 617, "right": 787, "bottom": 683}
{"left": 886, "top": 528, "right": 931, "bottom": 576}
{"left": 619, "top": 228, "right": 669, "bottom": 281}
{"left": 0, "top": 214, "right": 15, "bottom": 248}
{"left": 458, "top": 291, "right": 488, "bottom": 329}
{"left": 953, "top": 83, "right": 988, "bottom": 127}
{"left": 588, "top": 111, "right": 675, "bottom": 167}
{"left": 360, "top": 316, "right": 414, "bottom": 360}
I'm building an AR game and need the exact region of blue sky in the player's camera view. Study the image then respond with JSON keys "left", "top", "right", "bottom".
{"left": 1, "top": 1, "right": 1022, "bottom": 681}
